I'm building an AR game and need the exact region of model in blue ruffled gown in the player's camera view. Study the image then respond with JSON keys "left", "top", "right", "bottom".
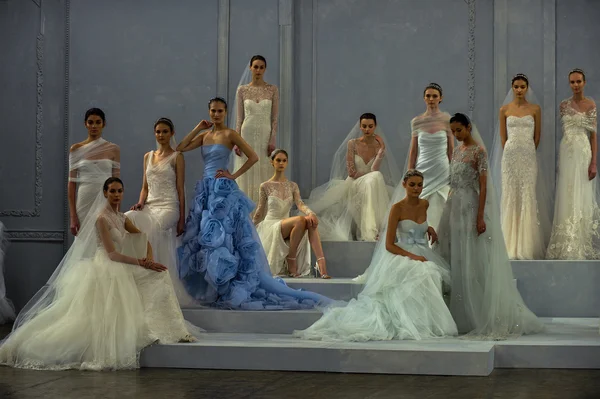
{"left": 176, "top": 98, "right": 332, "bottom": 310}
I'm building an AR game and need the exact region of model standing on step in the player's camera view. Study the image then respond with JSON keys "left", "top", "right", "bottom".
{"left": 435, "top": 113, "right": 543, "bottom": 339}
{"left": 253, "top": 149, "right": 330, "bottom": 278}
{"left": 176, "top": 97, "right": 332, "bottom": 309}
{"left": 233, "top": 55, "right": 279, "bottom": 205}
{"left": 546, "top": 68, "right": 600, "bottom": 260}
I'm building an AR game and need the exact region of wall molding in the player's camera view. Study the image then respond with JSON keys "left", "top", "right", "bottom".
{"left": 279, "top": 0, "right": 294, "bottom": 179}
{"left": 0, "top": 3, "right": 44, "bottom": 217}
{"left": 217, "top": 0, "right": 230, "bottom": 99}
{"left": 542, "top": 0, "right": 557, "bottom": 179}
{"left": 310, "top": 0, "right": 318, "bottom": 188}
{"left": 63, "top": 0, "right": 71, "bottom": 253}
{"left": 467, "top": 0, "right": 476, "bottom": 113}
{"left": 7, "top": 230, "right": 65, "bottom": 242}
{"left": 493, "top": 0, "right": 508, "bottom": 114}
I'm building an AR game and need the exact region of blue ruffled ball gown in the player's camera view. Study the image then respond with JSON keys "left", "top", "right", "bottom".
{"left": 178, "top": 144, "right": 332, "bottom": 310}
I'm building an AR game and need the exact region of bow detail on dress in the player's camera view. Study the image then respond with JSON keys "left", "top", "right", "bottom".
{"left": 401, "top": 229, "right": 428, "bottom": 245}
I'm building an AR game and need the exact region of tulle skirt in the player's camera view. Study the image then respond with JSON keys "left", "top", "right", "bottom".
{"left": 309, "top": 172, "right": 391, "bottom": 241}
{"left": 0, "top": 247, "right": 193, "bottom": 371}
{"left": 294, "top": 248, "right": 456, "bottom": 342}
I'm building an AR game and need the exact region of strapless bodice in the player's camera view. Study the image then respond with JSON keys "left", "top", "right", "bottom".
{"left": 396, "top": 220, "right": 429, "bottom": 246}
{"left": 202, "top": 144, "right": 232, "bottom": 178}
{"left": 506, "top": 115, "right": 535, "bottom": 144}
{"left": 416, "top": 131, "right": 448, "bottom": 158}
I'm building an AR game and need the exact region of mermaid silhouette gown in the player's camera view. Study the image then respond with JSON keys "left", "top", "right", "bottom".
{"left": 178, "top": 144, "right": 332, "bottom": 309}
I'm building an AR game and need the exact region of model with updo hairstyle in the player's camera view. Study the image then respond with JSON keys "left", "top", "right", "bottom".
{"left": 125, "top": 118, "right": 193, "bottom": 305}
{"left": 174, "top": 97, "right": 331, "bottom": 309}
{"left": 294, "top": 168, "right": 458, "bottom": 342}
{"left": 233, "top": 54, "right": 280, "bottom": 205}
{"left": 547, "top": 68, "right": 600, "bottom": 259}
{"left": 495, "top": 73, "right": 545, "bottom": 259}
{"left": 406, "top": 82, "right": 453, "bottom": 232}
{"left": 254, "top": 149, "right": 331, "bottom": 278}
{"left": 0, "top": 176, "right": 198, "bottom": 371}
{"left": 306, "top": 112, "right": 402, "bottom": 241}
{"left": 434, "top": 113, "right": 543, "bottom": 338}
{"left": 68, "top": 107, "right": 120, "bottom": 236}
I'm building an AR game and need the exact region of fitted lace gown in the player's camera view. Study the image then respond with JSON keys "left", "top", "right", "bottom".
{"left": 253, "top": 181, "right": 312, "bottom": 277}
{"left": 501, "top": 116, "right": 545, "bottom": 259}
{"left": 126, "top": 152, "right": 194, "bottom": 305}
{"left": 294, "top": 220, "right": 457, "bottom": 342}
{"left": 0, "top": 209, "right": 193, "bottom": 371}
{"left": 414, "top": 131, "right": 451, "bottom": 231}
{"left": 436, "top": 145, "right": 543, "bottom": 338}
{"left": 547, "top": 99, "right": 599, "bottom": 259}
{"left": 234, "top": 84, "right": 279, "bottom": 204}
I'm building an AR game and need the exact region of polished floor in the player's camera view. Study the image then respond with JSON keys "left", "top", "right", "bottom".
{"left": 0, "top": 367, "right": 600, "bottom": 399}
{"left": 1, "top": 326, "right": 600, "bottom": 398}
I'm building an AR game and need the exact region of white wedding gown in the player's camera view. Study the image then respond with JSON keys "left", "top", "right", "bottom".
{"left": 0, "top": 222, "right": 15, "bottom": 324}
{"left": 253, "top": 180, "right": 312, "bottom": 277}
{"left": 414, "top": 131, "right": 450, "bottom": 231}
{"left": 0, "top": 209, "right": 194, "bottom": 371}
{"left": 125, "top": 151, "right": 195, "bottom": 305}
{"left": 547, "top": 98, "right": 600, "bottom": 259}
{"left": 294, "top": 220, "right": 457, "bottom": 341}
{"left": 234, "top": 84, "right": 279, "bottom": 204}
{"left": 310, "top": 139, "right": 391, "bottom": 241}
{"left": 501, "top": 116, "right": 545, "bottom": 259}
{"left": 436, "top": 144, "right": 543, "bottom": 338}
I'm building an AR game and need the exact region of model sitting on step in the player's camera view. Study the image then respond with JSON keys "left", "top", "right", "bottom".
{"left": 293, "top": 169, "right": 457, "bottom": 342}
{"left": 253, "top": 149, "right": 331, "bottom": 278}
{"left": 305, "top": 113, "right": 401, "bottom": 241}
{"left": 0, "top": 177, "right": 199, "bottom": 371}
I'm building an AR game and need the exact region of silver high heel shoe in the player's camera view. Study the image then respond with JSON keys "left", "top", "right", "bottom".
{"left": 314, "top": 257, "right": 331, "bottom": 279}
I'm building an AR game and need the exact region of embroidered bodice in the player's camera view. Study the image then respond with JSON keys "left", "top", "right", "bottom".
{"left": 146, "top": 151, "right": 179, "bottom": 207}
{"left": 506, "top": 115, "right": 535, "bottom": 145}
{"left": 96, "top": 209, "right": 127, "bottom": 249}
{"left": 253, "top": 180, "right": 313, "bottom": 224}
{"left": 235, "top": 83, "right": 279, "bottom": 135}
{"left": 346, "top": 138, "right": 382, "bottom": 177}
{"left": 560, "top": 98, "right": 597, "bottom": 139}
{"left": 449, "top": 145, "right": 488, "bottom": 192}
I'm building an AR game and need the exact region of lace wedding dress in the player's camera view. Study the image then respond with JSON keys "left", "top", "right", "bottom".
{"left": 436, "top": 144, "right": 543, "bottom": 338}
{"left": 253, "top": 180, "right": 312, "bottom": 277}
{"left": 501, "top": 116, "right": 545, "bottom": 259}
{"left": 0, "top": 209, "right": 194, "bottom": 371}
{"left": 126, "top": 151, "right": 194, "bottom": 305}
{"left": 234, "top": 84, "right": 279, "bottom": 204}
{"left": 310, "top": 138, "right": 390, "bottom": 241}
{"left": 547, "top": 98, "right": 600, "bottom": 259}
{"left": 294, "top": 220, "right": 457, "bottom": 341}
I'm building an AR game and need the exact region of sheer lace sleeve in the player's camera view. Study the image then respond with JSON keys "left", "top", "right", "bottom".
{"left": 371, "top": 140, "right": 385, "bottom": 172}
{"left": 236, "top": 86, "right": 245, "bottom": 133}
{"left": 476, "top": 146, "right": 488, "bottom": 176}
{"left": 587, "top": 100, "right": 597, "bottom": 133}
{"left": 252, "top": 183, "right": 268, "bottom": 225}
{"left": 559, "top": 99, "right": 569, "bottom": 118}
{"left": 292, "top": 182, "right": 313, "bottom": 215}
{"left": 96, "top": 216, "right": 139, "bottom": 265}
{"left": 270, "top": 85, "right": 279, "bottom": 137}
{"left": 346, "top": 139, "right": 358, "bottom": 178}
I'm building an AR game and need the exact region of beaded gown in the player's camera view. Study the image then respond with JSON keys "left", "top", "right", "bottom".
{"left": 500, "top": 115, "right": 545, "bottom": 259}
{"left": 547, "top": 98, "right": 600, "bottom": 259}
{"left": 436, "top": 144, "right": 543, "bottom": 338}
{"left": 253, "top": 180, "right": 312, "bottom": 277}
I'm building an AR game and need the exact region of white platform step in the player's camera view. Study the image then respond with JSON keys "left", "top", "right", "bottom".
{"left": 140, "top": 318, "right": 600, "bottom": 376}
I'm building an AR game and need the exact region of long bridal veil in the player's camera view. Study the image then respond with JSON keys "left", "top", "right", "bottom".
{"left": 307, "top": 121, "right": 402, "bottom": 241}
